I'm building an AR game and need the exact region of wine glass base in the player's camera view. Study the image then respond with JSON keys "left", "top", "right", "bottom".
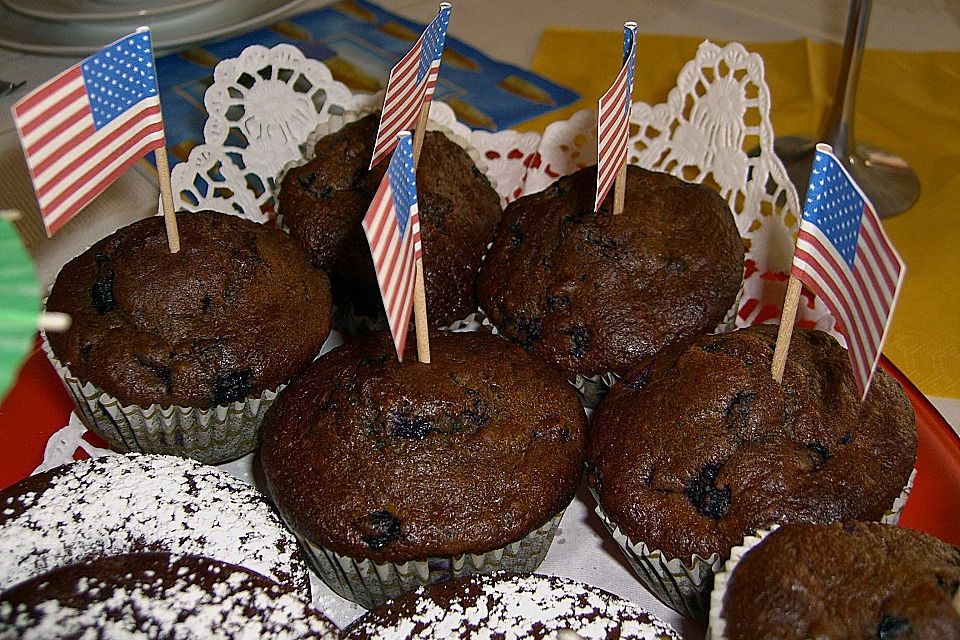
{"left": 773, "top": 136, "right": 920, "bottom": 218}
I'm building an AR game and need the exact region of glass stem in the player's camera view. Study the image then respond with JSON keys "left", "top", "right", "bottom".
{"left": 823, "top": 0, "right": 871, "bottom": 159}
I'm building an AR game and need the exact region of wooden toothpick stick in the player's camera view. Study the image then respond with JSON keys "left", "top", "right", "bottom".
{"left": 613, "top": 163, "right": 627, "bottom": 215}
{"left": 411, "top": 103, "right": 432, "bottom": 363}
{"left": 771, "top": 275, "right": 803, "bottom": 382}
{"left": 154, "top": 144, "right": 180, "bottom": 254}
{"left": 413, "top": 257, "right": 431, "bottom": 363}
{"left": 412, "top": 102, "right": 431, "bottom": 168}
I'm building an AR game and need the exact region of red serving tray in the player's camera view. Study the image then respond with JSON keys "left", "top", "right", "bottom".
{"left": 1, "top": 338, "right": 958, "bottom": 546}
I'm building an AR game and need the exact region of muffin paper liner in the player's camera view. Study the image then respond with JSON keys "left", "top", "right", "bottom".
{"left": 41, "top": 333, "right": 283, "bottom": 465}
{"left": 293, "top": 510, "right": 565, "bottom": 609}
{"left": 591, "top": 491, "right": 721, "bottom": 622}
{"left": 705, "top": 526, "right": 775, "bottom": 640}
{"left": 880, "top": 467, "right": 916, "bottom": 526}
{"left": 591, "top": 468, "right": 916, "bottom": 623}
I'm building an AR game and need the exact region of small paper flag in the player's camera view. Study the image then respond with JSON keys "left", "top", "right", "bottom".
{"left": 595, "top": 22, "right": 636, "bottom": 212}
{"left": 369, "top": 3, "right": 451, "bottom": 169}
{"left": 362, "top": 133, "right": 422, "bottom": 360}
{"left": 11, "top": 28, "right": 164, "bottom": 236}
{"left": 791, "top": 144, "right": 906, "bottom": 398}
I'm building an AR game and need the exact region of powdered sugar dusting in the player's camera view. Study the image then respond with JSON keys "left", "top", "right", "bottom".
{"left": 0, "top": 554, "right": 337, "bottom": 639}
{"left": 349, "top": 573, "right": 680, "bottom": 639}
{"left": 0, "top": 454, "right": 307, "bottom": 594}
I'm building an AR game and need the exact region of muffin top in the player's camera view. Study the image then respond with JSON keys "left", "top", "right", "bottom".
{"left": 0, "top": 552, "right": 338, "bottom": 640}
{"left": 477, "top": 164, "right": 743, "bottom": 379}
{"left": 279, "top": 113, "right": 501, "bottom": 326}
{"left": 260, "top": 330, "right": 587, "bottom": 563}
{"left": 345, "top": 572, "right": 681, "bottom": 640}
{"left": 0, "top": 453, "right": 309, "bottom": 595}
{"left": 587, "top": 325, "right": 916, "bottom": 562}
{"left": 719, "top": 522, "right": 960, "bottom": 639}
{"left": 45, "top": 211, "right": 332, "bottom": 409}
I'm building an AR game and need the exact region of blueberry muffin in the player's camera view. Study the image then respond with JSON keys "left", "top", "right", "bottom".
{"left": 260, "top": 330, "right": 587, "bottom": 607}
{"left": 0, "top": 552, "right": 339, "bottom": 639}
{"left": 478, "top": 164, "right": 743, "bottom": 380}
{"left": 345, "top": 572, "right": 681, "bottom": 639}
{"left": 279, "top": 113, "right": 501, "bottom": 327}
{"left": 587, "top": 325, "right": 916, "bottom": 619}
{"left": 44, "top": 211, "right": 332, "bottom": 462}
{"left": 713, "top": 522, "right": 960, "bottom": 639}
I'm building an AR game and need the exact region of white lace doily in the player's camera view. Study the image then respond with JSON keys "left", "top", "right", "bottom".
{"left": 54, "top": 41, "right": 836, "bottom": 465}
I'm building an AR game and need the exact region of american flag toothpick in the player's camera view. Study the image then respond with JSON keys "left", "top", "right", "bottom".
{"left": 12, "top": 28, "right": 170, "bottom": 240}
{"left": 772, "top": 144, "right": 905, "bottom": 398}
{"left": 369, "top": 3, "right": 451, "bottom": 169}
{"left": 595, "top": 21, "right": 637, "bottom": 214}
{"left": 363, "top": 133, "right": 426, "bottom": 361}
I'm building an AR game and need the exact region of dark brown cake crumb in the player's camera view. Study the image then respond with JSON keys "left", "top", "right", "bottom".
{"left": 279, "top": 113, "right": 501, "bottom": 326}
{"left": 587, "top": 325, "right": 917, "bottom": 562}
{"left": 260, "top": 330, "right": 587, "bottom": 563}
{"left": 721, "top": 522, "right": 960, "bottom": 639}
{"left": 478, "top": 164, "right": 744, "bottom": 379}
{"left": 45, "top": 211, "right": 332, "bottom": 409}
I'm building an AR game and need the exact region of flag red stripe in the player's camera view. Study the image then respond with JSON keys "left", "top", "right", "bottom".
{"left": 387, "top": 244, "right": 414, "bottom": 319}
{"left": 34, "top": 103, "right": 161, "bottom": 186}
{"left": 18, "top": 84, "right": 88, "bottom": 142}
{"left": 14, "top": 66, "right": 83, "bottom": 118}
{"left": 796, "top": 231, "right": 882, "bottom": 349}
{"left": 380, "top": 69, "right": 421, "bottom": 122}
{"left": 421, "top": 62, "right": 441, "bottom": 102}
{"left": 37, "top": 114, "right": 163, "bottom": 200}
{"left": 42, "top": 130, "right": 164, "bottom": 230}
{"left": 808, "top": 277, "right": 873, "bottom": 386}
{"left": 792, "top": 254, "right": 873, "bottom": 387}
{"left": 860, "top": 210, "right": 900, "bottom": 295}
{"left": 793, "top": 241, "right": 871, "bottom": 363}
{"left": 597, "top": 128, "right": 626, "bottom": 176}
{"left": 371, "top": 79, "right": 429, "bottom": 165}
{"left": 25, "top": 108, "right": 91, "bottom": 166}
{"left": 380, "top": 230, "right": 405, "bottom": 294}
{"left": 410, "top": 209, "right": 422, "bottom": 258}
{"left": 367, "top": 206, "right": 393, "bottom": 269}
{"left": 793, "top": 231, "right": 882, "bottom": 392}
{"left": 40, "top": 126, "right": 164, "bottom": 223}
{"left": 797, "top": 229, "right": 885, "bottom": 346}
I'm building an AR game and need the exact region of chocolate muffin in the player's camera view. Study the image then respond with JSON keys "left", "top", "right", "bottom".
{"left": 477, "top": 164, "right": 743, "bottom": 380}
{"left": 279, "top": 113, "right": 501, "bottom": 327}
{"left": 0, "top": 552, "right": 339, "bottom": 639}
{"left": 587, "top": 325, "right": 916, "bottom": 619}
{"left": 0, "top": 453, "right": 309, "bottom": 595}
{"left": 344, "top": 572, "right": 681, "bottom": 639}
{"left": 260, "top": 330, "right": 587, "bottom": 607}
{"left": 46, "top": 211, "right": 331, "bottom": 408}
{"left": 44, "top": 211, "right": 332, "bottom": 462}
{"left": 714, "top": 522, "right": 960, "bottom": 639}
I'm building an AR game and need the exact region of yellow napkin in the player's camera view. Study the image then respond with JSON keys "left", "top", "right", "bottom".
{"left": 526, "top": 31, "right": 960, "bottom": 400}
